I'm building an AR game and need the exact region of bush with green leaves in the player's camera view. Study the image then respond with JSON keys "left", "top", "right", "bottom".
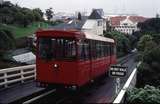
{"left": 0, "top": 29, "right": 15, "bottom": 51}
{"left": 137, "top": 46, "right": 160, "bottom": 87}
{"left": 137, "top": 35, "right": 153, "bottom": 52}
{"left": 104, "top": 31, "right": 131, "bottom": 57}
{"left": 0, "top": 1, "right": 44, "bottom": 27}
{"left": 126, "top": 85, "right": 160, "bottom": 104}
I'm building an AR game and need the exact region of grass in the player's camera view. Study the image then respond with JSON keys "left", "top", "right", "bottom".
{"left": 0, "top": 22, "right": 49, "bottom": 38}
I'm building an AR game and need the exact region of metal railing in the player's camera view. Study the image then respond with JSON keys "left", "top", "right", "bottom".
{"left": 0, "top": 64, "right": 36, "bottom": 88}
{"left": 113, "top": 62, "right": 141, "bottom": 103}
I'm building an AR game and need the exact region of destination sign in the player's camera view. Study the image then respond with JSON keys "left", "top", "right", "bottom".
{"left": 109, "top": 65, "right": 127, "bottom": 77}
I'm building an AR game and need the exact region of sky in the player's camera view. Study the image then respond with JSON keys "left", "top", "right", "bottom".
{"left": 8, "top": 0, "right": 160, "bottom": 17}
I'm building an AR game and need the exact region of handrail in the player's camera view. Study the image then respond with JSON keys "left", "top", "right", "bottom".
{"left": 0, "top": 64, "right": 36, "bottom": 88}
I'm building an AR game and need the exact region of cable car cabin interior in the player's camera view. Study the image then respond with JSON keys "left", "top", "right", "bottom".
{"left": 36, "top": 30, "right": 116, "bottom": 88}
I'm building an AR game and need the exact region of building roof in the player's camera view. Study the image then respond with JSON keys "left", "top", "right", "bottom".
{"left": 110, "top": 16, "right": 127, "bottom": 26}
{"left": 110, "top": 16, "right": 148, "bottom": 27}
{"left": 49, "top": 16, "right": 87, "bottom": 30}
{"left": 129, "top": 16, "right": 148, "bottom": 23}
{"left": 88, "top": 10, "right": 102, "bottom": 19}
{"left": 3, "top": 48, "right": 35, "bottom": 64}
{"left": 13, "top": 52, "right": 35, "bottom": 64}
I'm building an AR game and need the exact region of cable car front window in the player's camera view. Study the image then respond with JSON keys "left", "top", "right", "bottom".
{"left": 38, "top": 37, "right": 76, "bottom": 60}
{"left": 39, "top": 38, "right": 53, "bottom": 60}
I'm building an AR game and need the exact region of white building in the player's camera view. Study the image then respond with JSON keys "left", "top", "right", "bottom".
{"left": 110, "top": 16, "right": 148, "bottom": 35}
{"left": 82, "top": 9, "right": 105, "bottom": 36}
{"left": 115, "top": 16, "right": 138, "bottom": 34}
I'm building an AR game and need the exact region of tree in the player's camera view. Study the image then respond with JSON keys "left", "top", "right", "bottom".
{"left": 127, "top": 85, "right": 160, "bottom": 104}
{"left": 1, "top": 1, "right": 14, "bottom": 8}
{"left": 32, "top": 8, "right": 44, "bottom": 21}
{"left": 0, "top": 1, "right": 44, "bottom": 26}
{"left": 0, "top": 29, "right": 15, "bottom": 52}
{"left": 14, "top": 12, "right": 30, "bottom": 27}
{"left": 45, "top": 7, "right": 54, "bottom": 21}
{"left": 104, "top": 31, "right": 131, "bottom": 57}
{"left": 137, "top": 46, "right": 160, "bottom": 87}
{"left": 152, "top": 34, "right": 160, "bottom": 44}
{"left": 138, "top": 18, "right": 160, "bottom": 34}
{"left": 137, "top": 35, "right": 153, "bottom": 52}
{"left": 33, "top": 8, "right": 43, "bottom": 17}
{"left": 78, "top": 12, "right": 81, "bottom": 20}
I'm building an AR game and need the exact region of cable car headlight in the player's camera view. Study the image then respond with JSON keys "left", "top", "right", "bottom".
{"left": 54, "top": 64, "right": 58, "bottom": 68}
{"left": 53, "top": 64, "right": 59, "bottom": 70}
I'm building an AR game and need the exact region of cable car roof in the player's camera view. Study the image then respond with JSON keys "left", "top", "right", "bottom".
{"left": 84, "top": 31, "right": 114, "bottom": 43}
{"left": 36, "top": 29, "right": 114, "bottom": 43}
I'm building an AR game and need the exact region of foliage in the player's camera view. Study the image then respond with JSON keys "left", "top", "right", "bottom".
{"left": 45, "top": 8, "right": 54, "bottom": 21}
{"left": 0, "top": 22, "right": 49, "bottom": 38}
{"left": 137, "top": 35, "right": 153, "bottom": 52}
{"left": 132, "top": 18, "right": 160, "bottom": 48}
{"left": 137, "top": 46, "right": 160, "bottom": 87}
{"left": 151, "top": 34, "right": 160, "bottom": 44}
{"left": 104, "top": 31, "right": 131, "bottom": 57}
{"left": 32, "top": 8, "right": 44, "bottom": 21}
{"left": 126, "top": 85, "right": 160, "bottom": 104}
{"left": 138, "top": 18, "right": 160, "bottom": 34}
{"left": 126, "top": 34, "right": 137, "bottom": 50}
{"left": 133, "top": 16, "right": 160, "bottom": 102}
{"left": 0, "top": 29, "right": 15, "bottom": 52}
{"left": 136, "top": 17, "right": 160, "bottom": 88}
{"left": 0, "top": 1, "right": 44, "bottom": 27}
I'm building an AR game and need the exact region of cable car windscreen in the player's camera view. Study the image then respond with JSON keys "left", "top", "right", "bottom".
{"left": 38, "top": 37, "right": 76, "bottom": 60}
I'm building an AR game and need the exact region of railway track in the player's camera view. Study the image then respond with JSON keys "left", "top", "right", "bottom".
{"left": 14, "top": 53, "right": 136, "bottom": 104}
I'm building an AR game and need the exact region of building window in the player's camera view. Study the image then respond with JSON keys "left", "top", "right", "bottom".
{"left": 123, "top": 23, "right": 128, "bottom": 25}
{"left": 97, "top": 20, "right": 102, "bottom": 26}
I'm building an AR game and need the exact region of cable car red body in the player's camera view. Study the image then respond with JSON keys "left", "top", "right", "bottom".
{"left": 36, "top": 29, "right": 116, "bottom": 87}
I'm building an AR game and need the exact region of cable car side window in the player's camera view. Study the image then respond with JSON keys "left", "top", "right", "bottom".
{"left": 78, "top": 39, "right": 89, "bottom": 60}
{"left": 63, "top": 39, "right": 76, "bottom": 59}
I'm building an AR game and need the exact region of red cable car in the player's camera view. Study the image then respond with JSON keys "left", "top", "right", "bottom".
{"left": 36, "top": 29, "right": 116, "bottom": 88}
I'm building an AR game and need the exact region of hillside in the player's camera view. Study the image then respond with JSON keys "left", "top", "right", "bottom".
{"left": 0, "top": 22, "right": 49, "bottom": 38}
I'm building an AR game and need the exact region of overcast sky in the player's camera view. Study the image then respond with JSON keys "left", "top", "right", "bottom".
{"left": 9, "top": 0, "right": 160, "bottom": 17}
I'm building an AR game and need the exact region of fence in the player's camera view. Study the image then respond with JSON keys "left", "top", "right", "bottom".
{"left": 0, "top": 64, "right": 36, "bottom": 88}
{"left": 113, "top": 62, "right": 141, "bottom": 103}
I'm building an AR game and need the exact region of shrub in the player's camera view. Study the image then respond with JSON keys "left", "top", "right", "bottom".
{"left": 126, "top": 85, "right": 160, "bottom": 104}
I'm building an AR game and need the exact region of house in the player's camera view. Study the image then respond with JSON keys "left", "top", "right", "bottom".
{"left": 50, "top": 9, "right": 106, "bottom": 36}
{"left": 82, "top": 9, "right": 105, "bottom": 36}
{"left": 110, "top": 16, "right": 148, "bottom": 35}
